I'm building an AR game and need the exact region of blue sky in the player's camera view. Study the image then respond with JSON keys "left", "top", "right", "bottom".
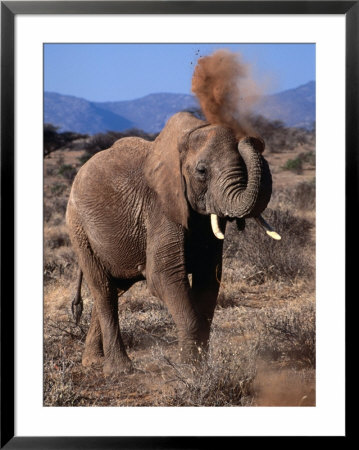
{"left": 44, "top": 43, "right": 315, "bottom": 102}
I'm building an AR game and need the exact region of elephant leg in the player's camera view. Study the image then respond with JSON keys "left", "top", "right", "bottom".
{"left": 68, "top": 225, "right": 132, "bottom": 375}
{"left": 152, "top": 277, "right": 205, "bottom": 362}
{"left": 189, "top": 228, "right": 224, "bottom": 352}
{"left": 82, "top": 304, "right": 104, "bottom": 366}
{"left": 191, "top": 260, "right": 222, "bottom": 352}
{"left": 86, "top": 272, "right": 132, "bottom": 376}
{"left": 68, "top": 214, "right": 132, "bottom": 375}
{"left": 146, "top": 228, "right": 207, "bottom": 362}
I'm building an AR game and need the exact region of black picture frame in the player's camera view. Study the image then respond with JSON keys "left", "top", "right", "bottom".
{"left": 1, "top": 1, "right": 356, "bottom": 447}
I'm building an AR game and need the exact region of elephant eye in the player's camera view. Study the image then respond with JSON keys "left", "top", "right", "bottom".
{"left": 195, "top": 163, "right": 207, "bottom": 178}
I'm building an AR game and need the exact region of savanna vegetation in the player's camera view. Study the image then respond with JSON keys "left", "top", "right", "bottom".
{"left": 44, "top": 116, "right": 315, "bottom": 406}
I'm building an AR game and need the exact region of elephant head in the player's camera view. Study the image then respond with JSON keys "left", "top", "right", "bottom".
{"left": 145, "top": 112, "right": 279, "bottom": 239}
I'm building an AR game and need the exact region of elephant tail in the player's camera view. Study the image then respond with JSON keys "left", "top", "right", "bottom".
{"left": 71, "top": 269, "right": 83, "bottom": 325}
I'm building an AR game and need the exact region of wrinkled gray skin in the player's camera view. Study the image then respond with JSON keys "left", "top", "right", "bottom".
{"left": 66, "top": 112, "right": 272, "bottom": 375}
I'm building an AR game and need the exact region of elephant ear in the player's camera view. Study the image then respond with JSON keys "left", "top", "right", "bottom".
{"left": 145, "top": 112, "right": 206, "bottom": 229}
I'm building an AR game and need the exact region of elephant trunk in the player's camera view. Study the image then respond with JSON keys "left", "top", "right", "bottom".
{"left": 222, "top": 137, "right": 272, "bottom": 219}
{"left": 210, "top": 137, "right": 279, "bottom": 241}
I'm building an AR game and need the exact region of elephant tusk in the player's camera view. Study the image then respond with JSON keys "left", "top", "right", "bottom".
{"left": 255, "top": 215, "right": 281, "bottom": 240}
{"left": 210, "top": 214, "right": 225, "bottom": 240}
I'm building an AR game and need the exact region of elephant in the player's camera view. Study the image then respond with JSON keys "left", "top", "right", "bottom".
{"left": 66, "top": 111, "right": 277, "bottom": 376}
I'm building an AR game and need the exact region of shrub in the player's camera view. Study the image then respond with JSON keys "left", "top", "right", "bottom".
{"left": 248, "top": 115, "right": 315, "bottom": 153}
{"left": 248, "top": 299, "right": 316, "bottom": 368}
{"left": 43, "top": 306, "right": 90, "bottom": 406}
{"left": 155, "top": 341, "right": 256, "bottom": 406}
{"left": 282, "top": 151, "right": 316, "bottom": 174}
{"left": 50, "top": 183, "right": 67, "bottom": 196}
{"left": 78, "top": 153, "right": 92, "bottom": 165}
{"left": 44, "top": 196, "right": 69, "bottom": 224}
{"left": 292, "top": 179, "right": 316, "bottom": 210}
{"left": 44, "top": 246, "right": 76, "bottom": 283}
{"left": 84, "top": 132, "right": 121, "bottom": 154}
{"left": 58, "top": 164, "right": 77, "bottom": 181}
{"left": 270, "top": 179, "right": 316, "bottom": 211}
{"left": 44, "top": 123, "right": 88, "bottom": 157}
{"left": 282, "top": 157, "right": 303, "bottom": 173}
{"left": 45, "top": 225, "right": 71, "bottom": 249}
{"left": 224, "top": 208, "right": 315, "bottom": 282}
{"left": 299, "top": 150, "right": 315, "bottom": 166}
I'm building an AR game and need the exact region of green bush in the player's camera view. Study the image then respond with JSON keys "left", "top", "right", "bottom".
{"left": 282, "top": 157, "right": 303, "bottom": 173}
{"left": 282, "top": 151, "right": 315, "bottom": 174}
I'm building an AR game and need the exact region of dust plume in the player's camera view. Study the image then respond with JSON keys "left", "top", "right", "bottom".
{"left": 254, "top": 364, "right": 316, "bottom": 406}
{"left": 191, "top": 49, "right": 261, "bottom": 138}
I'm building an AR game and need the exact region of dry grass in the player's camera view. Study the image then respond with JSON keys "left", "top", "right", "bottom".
{"left": 43, "top": 134, "right": 316, "bottom": 407}
{"left": 43, "top": 283, "right": 315, "bottom": 406}
{"left": 151, "top": 342, "right": 257, "bottom": 406}
{"left": 223, "top": 208, "right": 315, "bottom": 284}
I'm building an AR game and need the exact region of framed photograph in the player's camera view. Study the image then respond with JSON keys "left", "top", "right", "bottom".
{"left": 1, "top": 1, "right": 355, "bottom": 447}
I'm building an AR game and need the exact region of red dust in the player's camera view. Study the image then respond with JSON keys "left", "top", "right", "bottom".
{"left": 254, "top": 364, "right": 316, "bottom": 406}
{"left": 191, "top": 49, "right": 261, "bottom": 139}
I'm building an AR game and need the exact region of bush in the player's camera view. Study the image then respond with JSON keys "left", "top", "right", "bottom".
{"left": 58, "top": 164, "right": 77, "bottom": 181}
{"left": 44, "top": 123, "right": 88, "bottom": 157}
{"left": 155, "top": 342, "right": 256, "bottom": 406}
{"left": 248, "top": 115, "right": 315, "bottom": 153}
{"left": 292, "top": 179, "right": 316, "bottom": 210}
{"left": 45, "top": 225, "right": 71, "bottom": 249}
{"left": 282, "top": 151, "right": 315, "bottom": 174}
{"left": 44, "top": 196, "right": 69, "bottom": 223}
{"left": 299, "top": 150, "right": 315, "bottom": 166}
{"left": 50, "top": 183, "right": 67, "bottom": 196}
{"left": 44, "top": 246, "right": 76, "bottom": 283}
{"left": 270, "top": 179, "right": 316, "bottom": 211}
{"left": 282, "top": 157, "right": 303, "bottom": 173}
{"left": 224, "top": 208, "right": 315, "bottom": 282}
{"left": 84, "top": 132, "right": 121, "bottom": 154}
{"left": 247, "top": 299, "right": 316, "bottom": 368}
{"left": 43, "top": 306, "right": 90, "bottom": 406}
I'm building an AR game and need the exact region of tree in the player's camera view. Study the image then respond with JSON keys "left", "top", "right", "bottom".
{"left": 44, "top": 123, "right": 88, "bottom": 157}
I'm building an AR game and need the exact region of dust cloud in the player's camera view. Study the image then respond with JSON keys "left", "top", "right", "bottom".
{"left": 191, "top": 49, "right": 261, "bottom": 138}
{"left": 254, "top": 363, "right": 316, "bottom": 406}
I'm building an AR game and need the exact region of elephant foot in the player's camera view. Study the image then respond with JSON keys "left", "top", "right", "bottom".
{"left": 103, "top": 353, "right": 134, "bottom": 376}
{"left": 82, "top": 351, "right": 104, "bottom": 367}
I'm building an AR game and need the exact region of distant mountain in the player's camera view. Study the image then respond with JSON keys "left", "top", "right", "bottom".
{"left": 44, "top": 92, "right": 134, "bottom": 135}
{"left": 44, "top": 81, "right": 315, "bottom": 134}
{"left": 97, "top": 93, "right": 199, "bottom": 133}
{"left": 253, "top": 81, "right": 315, "bottom": 129}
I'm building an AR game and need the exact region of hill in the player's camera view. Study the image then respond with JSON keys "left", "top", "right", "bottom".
{"left": 44, "top": 92, "right": 134, "bottom": 135}
{"left": 44, "top": 81, "right": 315, "bottom": 134}
{"left": 253, "top": 81, "right": 315, "bottom": 129}
{"left": 97, "top": 93, "right": 198, "bottom": 133}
